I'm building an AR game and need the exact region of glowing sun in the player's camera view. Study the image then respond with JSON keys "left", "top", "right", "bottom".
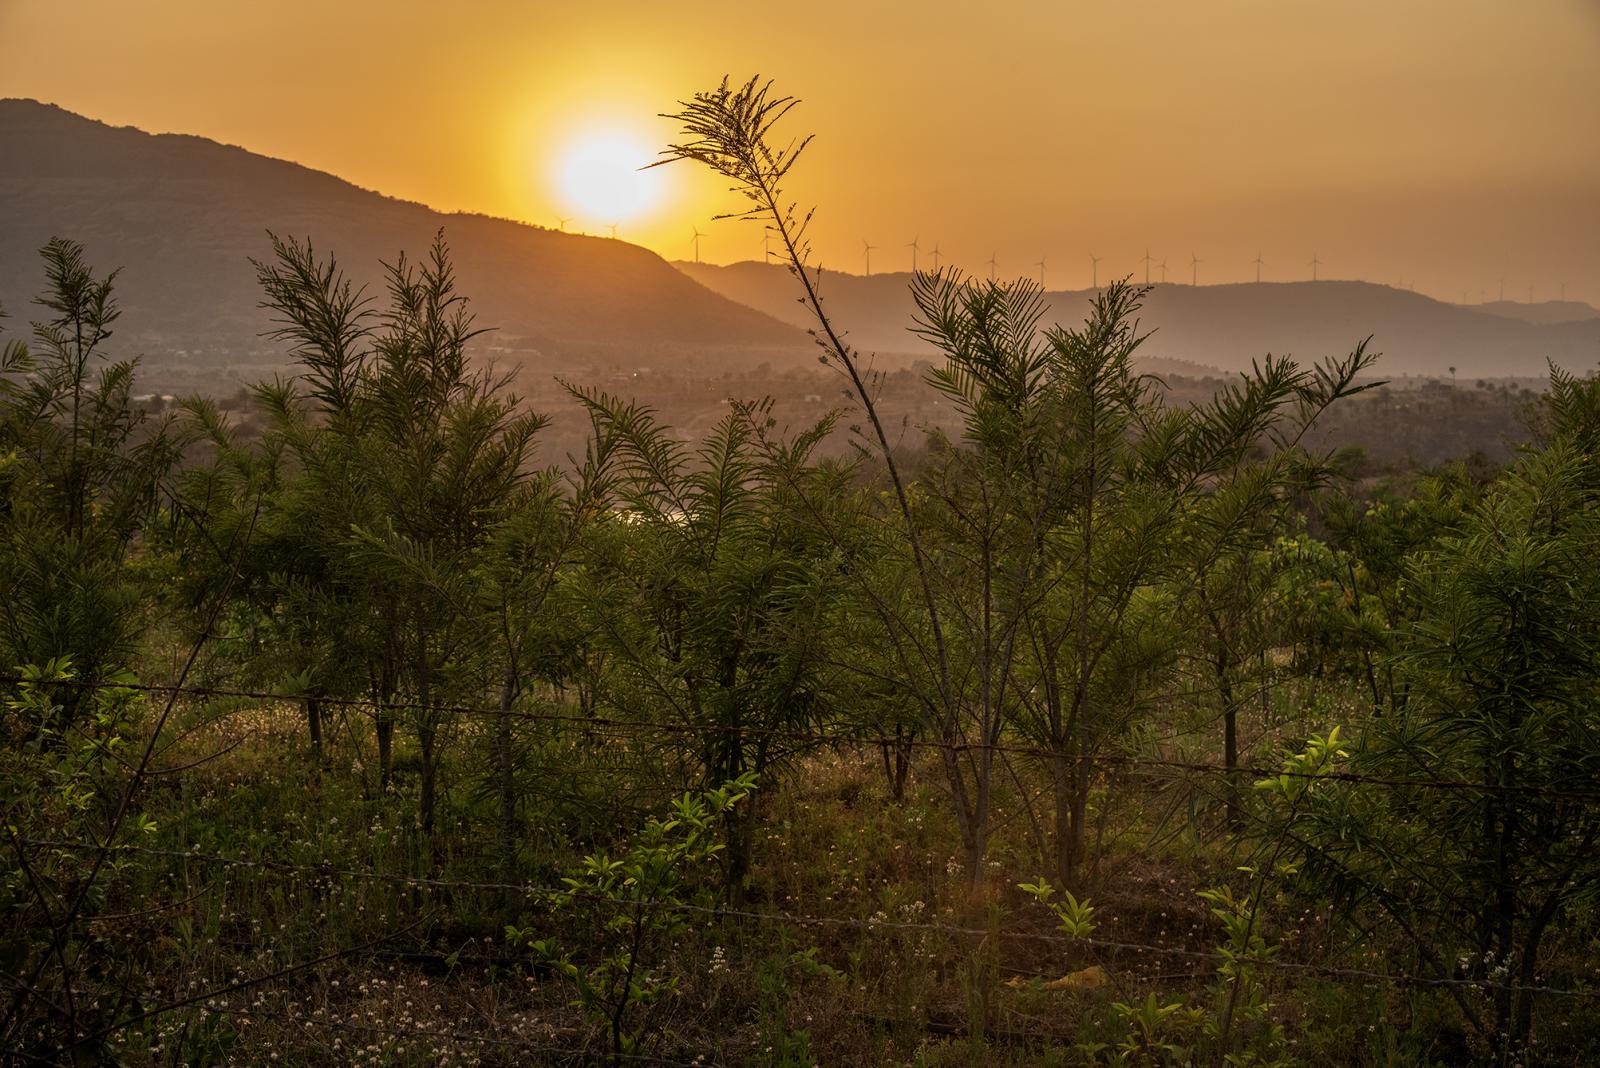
{"left": 554, "top": 130, "right": 664, "bottom": 227}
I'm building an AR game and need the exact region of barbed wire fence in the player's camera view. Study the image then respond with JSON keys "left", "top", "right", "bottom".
{"left": 5, "top": 673, "right": 1594, "bottom": 800}
{"left": 13, "top": 837, "right": 1598, "bottom": 1002}
{"left": 4, "top": 673, "right": 1597, "bottom": 1063}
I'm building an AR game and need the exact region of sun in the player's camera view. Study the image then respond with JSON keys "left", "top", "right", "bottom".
{"left": 554, "top": 129, "right": 664, "bottom": 227}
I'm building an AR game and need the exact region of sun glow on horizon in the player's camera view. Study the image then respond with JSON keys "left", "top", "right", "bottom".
{"left": 552, "top": 128, "right": 666, "bottom": 230}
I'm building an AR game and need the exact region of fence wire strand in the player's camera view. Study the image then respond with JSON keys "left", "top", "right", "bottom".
{"left": 15, "top": 837, "right": 1599, "bottom": 1002}
{"left": 8, "top": 673, "right": 1600, "bottom": 802}
{"left": 8, "top": 667, "right": 1600, "bottom": 1060}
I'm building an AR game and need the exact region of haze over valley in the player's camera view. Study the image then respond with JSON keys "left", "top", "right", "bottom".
{"left": 3, "top": 98, "right": 1594, "bottom": 469}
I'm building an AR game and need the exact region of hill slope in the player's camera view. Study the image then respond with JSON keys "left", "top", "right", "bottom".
{"left": 0, "top": 100, "right": 810, "bottom": 393}
{"left": 1461, "top": 299, "right": 1600, "bottom": 326}
{"left": 678, "top": 261, "right": 1600, "bottom": 379}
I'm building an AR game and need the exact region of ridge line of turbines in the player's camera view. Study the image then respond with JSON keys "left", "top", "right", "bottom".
{"left": 808, "top": 234, "right": 1568, "bottom": 304}
{"left": 567, "top": 218, "right": 1571, "bottom": 305}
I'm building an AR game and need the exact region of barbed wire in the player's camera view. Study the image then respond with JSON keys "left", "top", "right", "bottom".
{"left": 15, "top": 837, "right": 1599, "bottom": 1002}
{"left": 7, "top": 674, "right": 1599, "bottom": 802}
{"left": 194, "top": 1000, "right": 1165, "bottom": 1060}
{"left": 194, "top": 1005, "right": 718, "bottom": 1067}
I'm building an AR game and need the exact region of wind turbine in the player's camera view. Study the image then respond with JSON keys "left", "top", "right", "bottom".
{"left": 1253, "top": 253, "right": 1265, "bottom": 283}
{"left": 1191, "top": 253, "right": 1202, "bottom": 286}
{"left": 1159, "top": 258, "right": 1168, "bottom": 284}
{"left": 1036, "top": 255, "right": 1047, "bottom": 288}
{"left": 862, "top": 239, "right": 877, "bottom": 276}
{"left": 987, "top": 253, "right": 998, "bottom": 282}
{"left": 557, "top": 217, "right": 569, "bottom": 232}
{"left": 763, "top": 231, "right": 775, "bottom": 262}
{"left": 1090, "top": 254, "right": 1101, "bottom": 289}
{"left": 930, "top": 243, "right": 943, "bottom": 272}
{"left": 906, "top": 236, "right": 921, "bottom": 273}
{"left": 607, "top": 222, "right": 618, "bottom": 240}
{"left": 1140, "top": 249, "right": 1153, "bottom": 285}
{"left": 1309, "top": 253, "right": 1322, "bottom": 282}
{"left": 691, "top": 226, "right": 704, "bottom": 264}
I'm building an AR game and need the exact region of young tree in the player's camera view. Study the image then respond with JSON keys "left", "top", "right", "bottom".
{"left": 0, "top": 240, "right": 180, "bottom": 734}
{"left": 570, "top": 390, "right": 845, "bottom": 897}
{"left": 658, "top": 79, "right": 988, "bottom": 877}
{"left": 227, "top": 231, "right": 545, "bottom": 836}
{"left": 1268, "top": 368, "right": 1600, "bottom": 1056}
{"left": 658, "top": 78, "right": 1379, "bottom": 888}
{"left": 1167, "top": 345, "right": 1380, "bottom": 821}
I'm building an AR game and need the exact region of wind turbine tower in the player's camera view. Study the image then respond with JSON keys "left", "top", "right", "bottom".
{"left": 1090, "top": 254, "right": 1101, "bottom": 289}
{"left": 557, "top": 217, "right": 569, "bottom": 233}
{"left": 931, "top": 243, "right": 943, "bottom": 272}
{"left": 1140, "top": 249, "right": 1153, "bottom": 285}
{"left": 906, "top": 236, "right": 921, "bottom": 273}
{"left": 1159, "top": 258, "right": 1168, "bottom": 284}
{"left": 863, "top": 239, "right": 877, "bottom": 277}
{"left": 691, "top": 227, "right": 704, "bottom": 264}
{"left": 1036, "top": 255, "right": 1047, "bottom": 288}
{"left": 1191, "top": 253, "right": 1202, "bottom": 286}
{"left": 987, "top": 253, "right": 998, "bottom": 282}
{"left": 1310, "top": 253, "right": 1322, "bottom": 282}
{"left": 607, "top": 222, "right": 618, "bottom": 240}
{"left": 1253, "top": 253, "right": 1264, "bottom": 283}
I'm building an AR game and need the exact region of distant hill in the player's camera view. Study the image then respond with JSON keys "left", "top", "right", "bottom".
{"left": 678, "top": 261, "right": 1600, "bottom": 379}
{"left": 6, "top": 99, "right": 1594, "bottom": 397}
{"left": 0, "top": 100, "right": 810, "bottom": 394}
{"left": 1460, "top": 299, "right": 1600, "bottom": 326}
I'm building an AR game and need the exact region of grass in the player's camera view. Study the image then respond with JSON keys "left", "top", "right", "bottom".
{"left": 16, "top": 684, "right": 1594, "bottom": 1067}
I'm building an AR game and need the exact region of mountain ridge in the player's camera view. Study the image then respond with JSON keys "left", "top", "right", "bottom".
{"left": 5, "top": 98, "right": 1596, "bottom": 392}
{"left": 0, "top": 99, "right": 812, "bottom": 394}
{"left": 676, "top": 260, "right": 1600, "bottom": 379}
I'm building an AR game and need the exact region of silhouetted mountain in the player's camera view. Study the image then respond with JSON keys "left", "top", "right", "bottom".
{"left": 678, "top": 261, "right": 1600, "bottom": 379}
{"left": 1460, "top": 299, "right": 1600, "bottom": 326}
{"left": 0, "top": 100, "right": 810, "bottom": 393}
{"left": 6, "top": 98, "right": 1594, "bottom": 397}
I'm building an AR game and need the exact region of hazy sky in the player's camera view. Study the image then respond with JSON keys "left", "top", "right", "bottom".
{"left": 3, "top": 0, "right": 1598, "bottom": 303}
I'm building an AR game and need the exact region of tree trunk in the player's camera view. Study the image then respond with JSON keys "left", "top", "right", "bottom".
{"left": 415, "top": 610, "right": 437, "bottom": 837}
{"left": 880, "top": 726, "right": 914, "bottom": 803}
{"left": 497, "top": 667, "right": 518, "bottom": 881}
{"left": 376, "top": 714, "right": 394, "bottom": 790}
{"left": 966, "top": 749, "right": 993, "bottom": 890}
{"left": 938, "top": 743, "right": 980, "bottom": 885}
{"left": 1258, "top": 648, "right": 1270, "bottom": 722}
{"left": 1224, "top": 702, "right": 1239, "bottom": 824}
{"left": 418, "top": 718, "right": 437, "bottom": 836}
{"left": 375, "top": 658, "right": 398, "bottom": 790}
{"left": 304, "top": 696, "right": 323, "bottom": 764}
{"left": 1052, "top": 750, "right": 1076, "bottom": 889}
{"left": 1217, "top": 647, "right": 1240, "bottom": 826}
{"left": 1069, "top": 765, "right": 1090, "bottom": 891}
{"left": 724, "top": 801, "right": 754, "bottom": 906}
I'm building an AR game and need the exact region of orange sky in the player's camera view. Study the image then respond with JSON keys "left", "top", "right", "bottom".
{"left": 2, "top": 0, "right": 1598, "bottom": 304}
